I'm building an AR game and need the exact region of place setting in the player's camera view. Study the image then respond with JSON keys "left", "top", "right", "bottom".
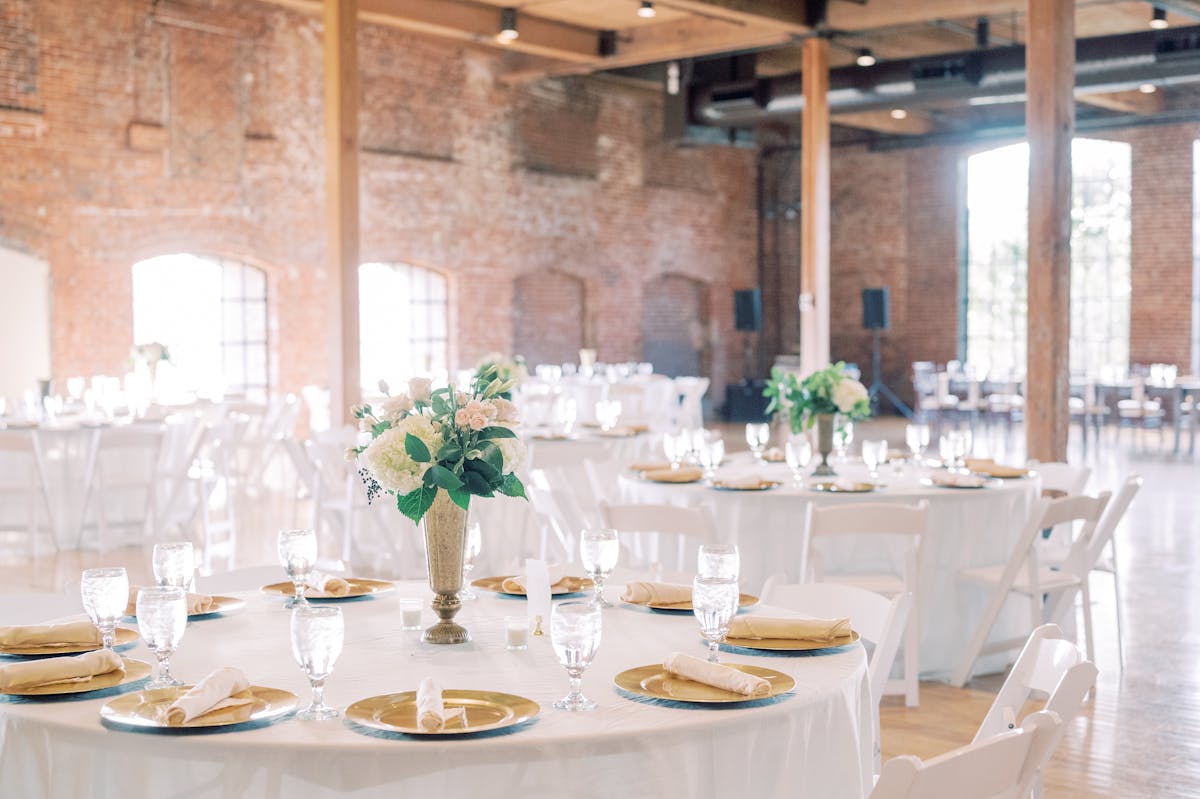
{"left": 262, "top": 528, "right": 395, "bottom": 603}
{"left": 125, "top": 542, "right": 245, "bottom": 621}
{"left": 619, "top": 543, "right": 759, "bottom": 612}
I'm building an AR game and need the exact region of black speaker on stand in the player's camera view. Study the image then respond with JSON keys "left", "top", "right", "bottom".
{"left": 734, "top": 288, "right": 762, "bottom": 378}
{"left": 723, "top": 288, "right": 771, "bottom": 422}
{"left": 862, "top": 288, "right": 913, "bottom": 418}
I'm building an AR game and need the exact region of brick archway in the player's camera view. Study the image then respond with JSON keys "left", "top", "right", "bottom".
{"left": 642, "top": 273, "right": 709, "bottom": 378}
{"left": 512, "top": 270, "right": 586, "bottom": 365}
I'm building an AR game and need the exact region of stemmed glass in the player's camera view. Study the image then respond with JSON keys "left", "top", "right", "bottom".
{"left": 278, "top": 529, "right": 318, "bottom": 607}
{"left": 580, "top": 528, "right": 619, "bottom": 608}
{"left": 152, "top": 542, "right": 195, "bottom": 590}
{"left": 551, "top": 601, "right": 602, "bottom": 711}
{"left": 80, "top": 567, "right": 129, "bottom": 650}
{"left": 698, "top": 437, "right": 725, "bottom": 478}
{"left": 745, "top": 423, "right": 770, "bottom": 460}
{"left": 862, "top": 440, "right": 888, "bottom": 480}
{"left": 594, "top": 400, "right": 622, "bottom": 432}
{"left": 663, "top": 431, "right": 687, "bottom": 470}
{"left": 698, "top": 544, "right": 740, "bottom": 580}
{"left": 833, "top": 422, "right": 855, "bottom": 462}
{"left": 785, "top": 434, "right": 812, "bottom": 483}
{"left": 905, "top": 423, "right": 930, "bottom": 463}
{"left": 136, "top": 587, "right": 186, "bottom": 688}
{"left": 693, "top": 576, "right": 739, "bottom": 664}
{"left": 955, "top": 429, "right": 974, "bottom": 468}
{"left": 291, "top": 605, "right": 344, "bottom": 721}
{"left": 460, "top": 523, "right": 482, "bottom": 601}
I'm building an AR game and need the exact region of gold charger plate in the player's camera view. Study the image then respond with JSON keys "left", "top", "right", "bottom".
{"left": 531, "top": 432, "right": 577, "bottom": 441}
{"left": 634, "top": 593, "right": 759, "bottom": 612}
{"left": 809, "top": 481, "right": 877, "bottom": 494}
{"left": 595, "top": 426, "right": 642, "bottom": 438}
{"left": 0, "top": 626, "right": 139, "bottom": 657}
{"left": 260, "top": 578, "right": 395, "bottom": 600}
{"left": 723, "top": 630, "right": 861, "bottom": 652}
{"left": 921, "top": 476, "right": 991, "bottom": 490}
{"left": 614, "top": 663, "right": 795, "bottom": 703}
{"left": 642, "top": 467, "right": 703, "bottom": 484}
{"left": 100, "top": 684, "right": 298, "bottom": 729}
{"left": 709, "top": 479, "right": 781, "bottom": 492}
{"left": 126, "top": 595, "right": 246, "bottom": 619}
{"left": 471, "top": 575, "right": 594, "bottom": 596}
{"left": 1, "top": 657, "right": 151, "bottom": 696}
{"left": 346, "top": 689, "right": 540, "bottom": 736}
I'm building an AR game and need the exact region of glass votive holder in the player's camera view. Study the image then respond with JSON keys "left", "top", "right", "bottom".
{"left": 399, "top": 598, "right": 422, "bottom": 631}
{"left": 505, "top": 616, "right": 531, "bottom": 651}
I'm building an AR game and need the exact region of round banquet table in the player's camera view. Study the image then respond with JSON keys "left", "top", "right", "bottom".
{"left": 0, "top": 582, "right": 873, "bottom": 799}
{"left": 619, "top": 458, "right": 1041, "bottom": 680}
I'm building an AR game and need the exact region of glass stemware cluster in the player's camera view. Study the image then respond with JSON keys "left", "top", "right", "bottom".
{"left": 693, "top": 543, "right": 740, "bottom": 664}
{"left": 938, "top": 429, "right": 973, "bottom": 471}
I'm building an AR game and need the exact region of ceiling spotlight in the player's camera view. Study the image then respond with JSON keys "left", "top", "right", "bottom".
{"left": 638, "top": 1, "right": 657, "bottom": 19}
{"left": 1139, "top": 83, "right": 1158, "bottom": 94}
{"left": 497, "top": 7, "right": 519, "bottom": 43}
{"left": 889, "top": 108, "right": 908, "bottom": 120}
{"left": 855, "top": 48, "right": 876, "bottom": 67}
{"left": 1150, "top": 6, "right": 1168, "bottom": 29}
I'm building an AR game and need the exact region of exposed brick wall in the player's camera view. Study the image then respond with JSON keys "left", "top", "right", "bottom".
{"left": 512, "top": 270, "right": 585, "bottom": 366}
{"left": 0, "top": 0, "right": 756, "bottom": 408}
{"left": 642, "top": 273, "right": 708, "bottom": 377}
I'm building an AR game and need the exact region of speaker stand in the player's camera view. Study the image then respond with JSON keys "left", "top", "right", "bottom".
{"left": 743, "top": 332, "right": 756, "bottom": 380}
{"left": 868, "top": 329, "right": 913, "bottom": 419}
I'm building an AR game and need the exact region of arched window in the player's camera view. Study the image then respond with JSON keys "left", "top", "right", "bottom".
{"left": 131, "top": 254, "right": 269, "bottom": 398}
{"left": 965, "top": 138, "right": 1131, "bottom": 378}
{"left": 359, "top": 262, "right": 448, "bottom": 391}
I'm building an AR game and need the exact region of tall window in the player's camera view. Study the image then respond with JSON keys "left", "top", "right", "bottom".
{"left": 1192, "top": 141, "right": 1200, "bottom": 377}
{"left": 964, "top": 138, "right": 1132, "bottom": 378}
{"left": 359, "top": 262, "right": 449, "bottom": 391}
{"left": 132, "top": 254, "right": 269, "bottom": 398}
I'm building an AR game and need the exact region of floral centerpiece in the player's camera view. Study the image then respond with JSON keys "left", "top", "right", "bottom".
{"left": 763, "top": 363, "right": 870, "bottom": 476}
{"left": 353, "top": 366, "right": 526, "bottom": 643}
{"left": 130, "top": 342, "right": 171, "bottom": 391}
{"left": 475, "top": 353, "right": 527, "bottom": 400}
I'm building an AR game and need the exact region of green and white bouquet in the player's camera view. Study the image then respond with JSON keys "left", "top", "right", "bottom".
{"left": 353, "top": 366, "right": 527, "bottom": 523}
{"left": 763, "top": 362, "right": 871, "bottom": 433}
{"left": 475, "top": 353, "right": 527, "bottom": 400}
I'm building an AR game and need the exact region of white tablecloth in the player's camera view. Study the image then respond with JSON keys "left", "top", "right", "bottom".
{"left": 620, "top": 459, "right": 1041, "bottom": 680}
{"left": 0, "top": 583, "right": 872, "bottom": 799}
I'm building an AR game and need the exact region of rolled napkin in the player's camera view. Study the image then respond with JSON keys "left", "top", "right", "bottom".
{"left": 126, "top": 587, "right": 216, "bottom": 617}
{"left": 663, "top": 652, "right": 770, "bottom": 697}
{"left": 630, "top": 461, "right": 671, "bottom": 473}
{"left": 501, "top": 564, "right": 567, "bottom": 594}
{"left": 416, "top": 676, "right": 466, "bottom": 732}
{"left": 965, "top": 458, "right": 1028, "bottom": 478}
{"left": 642, "top": 466, "right": 704, "bottom": 483}
{"left": 713, "top": 473, "right": 772, "bottom": 490}
{"left": 931, "top": 472, "right": 987, "bottom": 488}
{"left": 727, "top": 615, "right": 851, "bottom": 642}
{"left": 620, "top": 581, "right": 693, "bottom": 607}
{"left": 0, "top": 649, "right": 124, "bottom": 691}
{"left": 304, "top": 570, "right": 350, "bottom": 597}
{"left": 0, "top": 621, "right": 102, "bottom": 649}
{"left": 165, "top": 667, "right": 255, "bottom": 726}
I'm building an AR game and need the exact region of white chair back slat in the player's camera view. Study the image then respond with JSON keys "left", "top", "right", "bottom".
{"left": 599, "top": 501, "right": 717, "bottom": 574}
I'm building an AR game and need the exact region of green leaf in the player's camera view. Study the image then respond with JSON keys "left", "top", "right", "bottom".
{"left": 431, "top": 393, "right": 451, "bottom": 416}
{"left": 405, "top": 433, "right": 431, "bottom": 463}
{"left": 448, "top": 486, "right": 472, "bottom": 511}
{"left": 436, "top": 443, "right": 463, "bottom": 462}
{"left": 479, "top": 441, "right": 504, "bottom": 474}
{"left": 427, "top": 464, "right": 464, "bottom": 491}
{"left": 497, "top": 473, "right": 526, "bottom": 499}
{"left": 397, "top": 486, "right": 436, "bottom": 523}
{"left": 463, "top": 470, "right": 494, "bottom": 497}
{"left": 476, "top": 426, "right": 516, "bottom": 441}
{"left": 371, "top": 420, "right": 392, "bottom": 437}
{"left": 465, "top": 456, "right": 501, "bottom": 483}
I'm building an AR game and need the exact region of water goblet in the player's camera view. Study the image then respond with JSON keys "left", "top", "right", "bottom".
{"left": 693, "top": 576, "right": 739, "bottom": 664}
{"left": 291, "top": 605, "right": 344, "bottom": 721}
{"left": 955, "top": 429, "right": 974, "bottom": 468}
{"left": 862, "top": 439, "right": 888, "bottom": 480}
{"left": 580, "top": 528, "right": 619, "bottom": 608}
{"left": 80, "top": 567, "right": 129, "bottom": 650}
{"left": 906, "top": 423, "right": 930, "bottom": 463}
{"left": 698, "top": 437, "right": 725, "bottom": 478}
{"left": 698, "top": 543, "right": 740, "bottom": 580}
{"left": 278, "top": 529, "right": 318, "bottom": 607}
{"left": 833, "top": 422, "right": 855, "bottom": 462}
{"left": 152, "top": 542, "right": 195, "bottom": 590}
{"left": 784, "top": 434, "right": 812, "bottom": 483}
{"left": 745, "top": 423, "right": 770, "bottom": 460}
{"left": 938, "top": 432, "right": 959, "bottom": 470}
{"left": 460, "top": 522, "right": 482, "bottom": 601}
{"left": 551, "top": 601, "right": 602, "bottom": 711}
{"left": 136, "top": 587, "right": 187, "bottom": 688}
{"left": 663, "top": 431, "right": 686, "bottom": 469}
{"left": 595, "top": 400, "right": 622, "bottom": 432}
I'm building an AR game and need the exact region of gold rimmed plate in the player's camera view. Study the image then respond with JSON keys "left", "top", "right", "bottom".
{"left": 708, "top": 479, "right": 781, "bottom": 492}
{"left": 346, "top": 690, "right": 540, "bottom": 736}
{"left": 100, "top": 684, "right": 298, "bottom": 730}
{"left": 632, "top": 593, "right": 759, "bottom": 613}
{"left": 642, "top": 468, "right": 704, "bottom": 484}
{"left": 723, "top": 630, "right": 861, "bottom": 652}
{"left": 471, "top": 575, "right": 593, "bottom": 597}
{"left": 614, "top": 663, "right": 795, "bottom": 704}
{"left": 126, "top": 595, "right": 246, "bottom": 620}
{"left": 259, "top": 579, "right": 394, "bottom": 600}
{"left": 808, "top": 481, "right": 878, "bottom": 494}
{"left": 0, "top": 627, "right": 139, "bottom": 658}
{"left": 531, "top": 432, "right": 577, "bottom": 442}
{"left": 0, "top": 657, "right": 151, "bottom": 696}
{"left": 921, "top": 476, "right": 992, "bottom": 490}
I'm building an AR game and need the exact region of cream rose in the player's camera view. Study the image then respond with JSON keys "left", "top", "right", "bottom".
{"left": 380, "top": 394, "right": 415, "bottom": 422}
{"left": 492, "top": 397, "right": 520, "bottom": 424}
{"left": 409, "top": 377, "right": 433, "bottom": 403}
{"left": 832, "top": 378, "right": 869, "bottom": 414}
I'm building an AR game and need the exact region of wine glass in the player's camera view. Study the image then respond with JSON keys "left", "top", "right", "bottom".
{"left": 862, "top": 440, "right": 888, "bottom": 480}
{"left": 938, "top": 432, "right": 957, "bottom": 468}
{"left": 745, "top": 423, "right": 770, "bottom": 460}
{"left": 136, "top": 587, "right": 186, "bottom": 688}
{"left": 594, "top": 400, "right": 622, "bottom": 431}
{"left": 698, "top": 543, "right": 740, "bottom": 580}
{"left": 551, "top": 601, "right": 602, "bottom": 711}
{"left": 291, "top": 605, "right": 344, "bottom": 721}
{"left": 905, "top": 423, "right": 930, "bottom": 462}
{"left": 955, "top": 429, "right": 974, "bottom": 467}
{"left": 698, "top": 437, "right": 725, "bottom": 478}
{"left": 152, "top": 542, "right": 195, "bottom": 590}
{"left": 663, "top": 431, "right": 686, "bottom": 470}
{"left": 460, "top": 522, "right": 482, "bottom": 601}
{"left": 693, "top": 576, "right": 739, "bottom": 664}
{"left": 80, "top": 567, "right": 129, "bottom": 650}
{"left": 833, "top": 422, "right": 854, "bottom": 462}
{"left": 277, "top": 529, "right": 318, "bottom": 607}
{"left": 580, "top": 528, "right": 619, "bottom": 608}
{"left": 784, "top": 434, "right": 812, "bottom": 483}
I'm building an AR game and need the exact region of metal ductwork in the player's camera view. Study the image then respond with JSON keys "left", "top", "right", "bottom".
{"left": 691, "top": 26, "right": 1200, "bottom": 126}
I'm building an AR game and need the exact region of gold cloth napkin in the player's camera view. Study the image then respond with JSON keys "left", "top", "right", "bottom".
{"left": 501, "top": 564, "right": 567, "bottom": 594}
{"left": 663, "top": 652, "right": 770, "bottom": 697}
{"left": 166, "top": 667, "right": 255, "bottom": 725}
{"left": 714, "top": 474, "right": 771, "bottom": 490}
{"left": 0, "top": 649, "right": 124, "bottom": 691}
{"left": 620, "top": 582, "right": 693, "bottom": 607}
{"left": 643, "top": 467, "right": 703, "bottom": 483}
{"left": 630, "top": 461, "right": 671, "bottom": 473}
{"left": 0, "top": 621, "right": 102, "bottom": 649}
{"left": 126, "top": 588, "right": 215, "bottom": 617}
{"left": 965, "top": 458, "right": 1028, "bottom": 478}
{"left": 416, "top": 676, "right": 466, "bottom": 732}
{"left": 931, "top": 472, "right": 987, "bottom": 487}
{"left": 304, "top": 571, "right": 350, "bottom": 597}
{"left": 727, "top": 616, "right": 851, "bottom": 642}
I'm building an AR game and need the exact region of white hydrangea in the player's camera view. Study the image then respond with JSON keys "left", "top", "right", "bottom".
{"left": 831, "top": 378, "right": 869, "bottom": 414}
{"left": 361, "top": 414, "right": 440, "bottom": 496}
{"left": 492, "top": 397, "right": 520, "bottom": 424}
{"left": 495, "top": 433, "right": 526, "bottom": 475}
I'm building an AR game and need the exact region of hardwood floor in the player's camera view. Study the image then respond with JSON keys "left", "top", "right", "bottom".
{"left": 0, "top": 417, "right": 1194, "bottom": 796}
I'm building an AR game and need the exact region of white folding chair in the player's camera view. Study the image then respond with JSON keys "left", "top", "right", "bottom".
{"left": 78, "top": 425, "right": 165, "bottom": 551}
{"left": 527, "top": 483, "right": 591, "bottom": 564}
{"left": 0, "top": 429, "right": 57, "bottom": 559}
{"left": 802, "top": 501, "right": 928, "bottom": 706}
{"left": 974, "top": 624, "right": 1098, "bottom": 799}
{"left": 869, "top": 710, "right": 1062, "bottom": 799}
{"left": 673, "top": 376, "right": 709, "bottom": 429}
{"left": 599, "top": 501, "right": 717, "bottom": 574}
{"left": 282, "top": 435, "right": 321, "bottom": 530}
{"left": 1027, "top": 460, "right": 1091, "bottom": 549}
{"left": 761, "top": 578, "right": 910, "bottom": 712}
{"left": 952, "top": 492, "right": 1110, "bottom": 687}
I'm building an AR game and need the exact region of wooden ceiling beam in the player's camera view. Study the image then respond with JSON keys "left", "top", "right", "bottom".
{"left": 833, "top": 108, "right": 936, "bottom": 135}
{"left": 825, "top": 0, "right": 1027, "bottom": 31}
{"left": 659, "top": 0, "right": 811, "bottom": 33}
{"left": 1077, "top": 88, "right": 1165, "bottom": 115}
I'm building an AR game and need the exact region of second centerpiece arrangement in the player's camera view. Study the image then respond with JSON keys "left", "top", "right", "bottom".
{"left": 353, "top": 366, "right": 527, "bottom": 644}
{"left": 764, "top": 363, "right": 870, "bottom": 476}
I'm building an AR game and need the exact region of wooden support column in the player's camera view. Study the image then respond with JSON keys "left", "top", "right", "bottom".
{"left": 1025, "top": 0, "right": 1073, "bottom": 461}
{"left": 799, "top": 36, "right": 831, "bottom": 374}
{"left": 324, "top": 0, "right": 361, "bottom": 422}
